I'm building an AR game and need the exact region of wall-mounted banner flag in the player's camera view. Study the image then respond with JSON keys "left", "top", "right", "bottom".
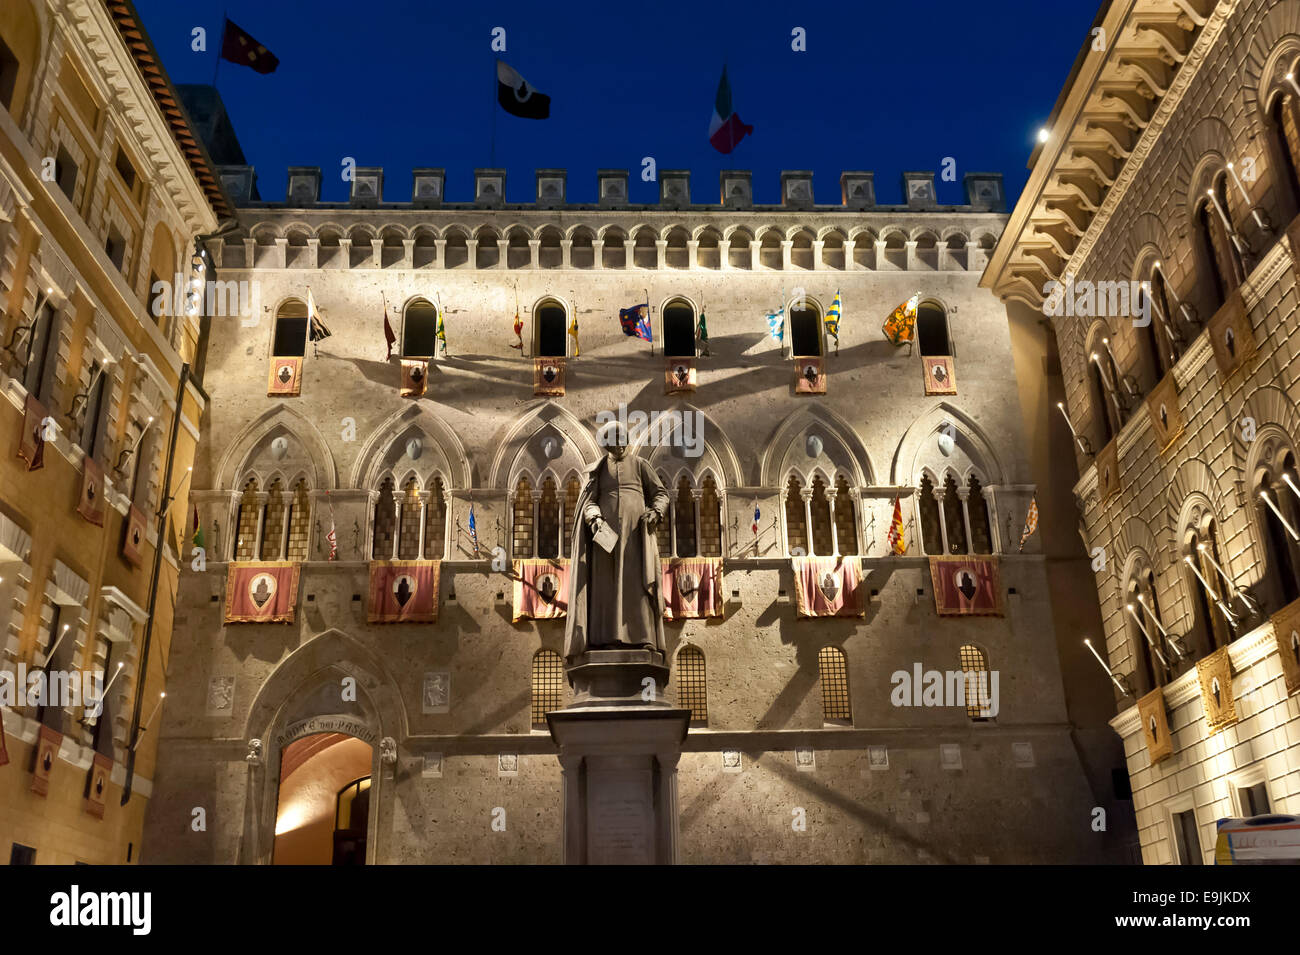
{"left": 619, "top": 303, "right": 652, "bottom": 342}
{"left": 1019, "top": 496, "right": 1039, "bottom": 552}
{"left": 1137, "top": 688, "right": 1174, "bottom": 764}
{"left": 792, "top": 556, "right": 864, "bottom": 618}
{"left": 882, "top": 292, "right": 921, "bottom": 347}
{"left": 752, "top": 500, "right": 761, "bottom": 535}
{"left": 513, "top": 559, "right": 569, "bottom": 621}
{"left": 219, "top": 18, "right": 279, "bottom": 74}
{"left": 84, "top": 753, "right": 111, "bottom": 819}
{"left": 192, "top": 504, "right": 205, "bottom": 550}
{"left": 511, "top": 311, "right": 524, "bottom": 350}
{"left": 929, "top": 555, "right": 1003, "bottom": 616}
{"left": 1271, "top": 599, "right": 1300, "bottom": 697}
{"left": 765, "top": 305, "right": 785, "bottom": 343}
{"left": 923, "top": 355, "right": 957, "bottom": 396}
{"left": 326, "top": 493, "right": 338, "bottom": 561}
{"left": 696, "top": 311, "right": 710, "bottom": 356}
{"left": 568, "top": 313, "right": 580, "bottom": 357}
{"left": 888, "top": 497, "right": 906, "bottom": 555}
{"left": 468, "top": 504, "right": 480, "bottom": 554}
{"left": 794, "top": 357, "right": 826, "bottom": 394}
{"left": 825, "top": 291, "right": 842, "bottom": 346}
{"left": 662, "top": 557, "right": 724, "bottom": 620}
{"left": 497, "top": 61, "right": 551, "bottom": 119}
{"left": 665, "top": 358, "right": 696, "bottom": 394}
{"left": 224, "top": 561, "right": 301, "bottom": 623}
{"left": 268, "top": 356, "right": 302, "bottom": 397}
{"left": 400, "top": 359, "right": 428, "bottom": 398}
{"left": 368, "top": 560, "right": 440, "bottom": 624}
{"left": 31, "top": 725, "right": 60, "bottom": 796}
{"left": 534, "top": 357, "right": 566, "bottom": 396}
{"left": 383, "top": 302, "right": 396, "bottom": 360}
{"left": 306, "top": 290, "right": 331, "bottom": 346}
{"left": 76, "top": 457, "right": 106, "bottom": 526}
{"left": 122, "top": 504, "right": 147, "bottom": 566}
{"left": 1196, "top": 646, "right": 1237, "bottom": 734}
{"left": 0, "top": 707, "right": 7, "bottom": 767}
{"left": 17, "top": 395, "right": 47, "bottom": 471}
{"left": 708, "top": 65, "right": 753, "bottom": 155}
{"left": 436, "top": 306, "right": 448, "bottom": 356}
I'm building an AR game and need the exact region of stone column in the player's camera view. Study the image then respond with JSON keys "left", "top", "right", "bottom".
{"left": 825, "top": 487, "right": 839, "bottom": 556}
{"left": 801, "top": 487, "right": 814, "bottom": 554}
{"left": 718, "top": 239, "right": 731, "bottom": 270}
{"left": 278, "top": 499, "right": 291, "bottom": 560}
{"left": 560, "top": 239, "right": 572, "bottom": 269}
{"left": 655, "top": 240, "right": 667, "bottom": 270}
{"left": 905, "top": 240, "right": 918, "bottom": 271}
{"left": 668, "top": 500, "right": 677, "bottom": 558}
{"left": 812, "top": 239, "right": 825, "bottom": 271}
{"left": 370, "top": 238, "right": 383, "bottom": 268}
{"left": 274, "top": 237, "right": 287, "bottom": 269}
{"left": 497, "top": 239, "right": 509, "bottom": 269}
{"left": 243, "top": 237, "right": 256, "bottom": 270}
{"left": 591, "top": 239, "right": 604, "bottom": 269}
{"left": 780, "top": 240, "right": 792, "bottom": 271}
{"left": 958, "top": 487, "right": 973, "bottom": 554}
{"left": 532, "top": 490, "right": 543, "bottom": 559}
{"left": 466, "top": 238, "right": 478, "bottom": 266}
{"left": 391, "top": 493, "right": 402, "bottom": 560}
{"left": 339, "top": 238, "right": 353, "bottom": 268}
{"left": 843, "top": 239, "right": 856, "bottom": 270}
{"left": 691, "top": 489, "right": 702, "bottom": 555}
{"left": 749, "top": 240, "right": 760, "bottom": 271}
{"left": 306, "top": 238, "right": 319, "bottom": 269}
{"left": 686, "top": 240, "right": 698, "bottom": 270}
{"left": 529, "top": 239, "right": 541, "bottom": 269}
{"left": 401, "top": 239, "right": 415, "bottom": 269}
{"left": 874, "top": 239, "right": 886, "bottom": 269}
{"left": 434, "top": 238, "right": 446, "bottom": 269}
{"left": 417, "top": 491, "right": 429, "bottom": 559}
{"left": 624, "top": 239, "right": 636, "bottom": 269}
{"left": 252, "top": 492, "right": 269, "bottom": 557}
{"left": 934, "top": 488, "right": 949, "bottom": 554}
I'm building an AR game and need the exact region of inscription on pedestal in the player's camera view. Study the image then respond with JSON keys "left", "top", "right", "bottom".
{"left": 588, "top": 774, "right": 653, "bottom": 865}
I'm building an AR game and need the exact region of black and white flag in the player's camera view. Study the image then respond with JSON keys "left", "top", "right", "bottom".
{"left": 496, "top": 61, "right": 550, "bottom": 119}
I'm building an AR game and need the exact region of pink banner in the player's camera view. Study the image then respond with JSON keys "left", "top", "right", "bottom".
{"left": 662, "top": 558, "right": 724, "bottom": 619}
{"left": 792, "top": 556, "right": 863, "bottom": 618}
{"left": 513, "top": 559, "right": 569, "bottom": 621}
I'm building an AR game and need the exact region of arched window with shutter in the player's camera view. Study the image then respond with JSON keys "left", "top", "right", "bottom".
{"left": 818, "top": 646, "right": 851, "bottom": 725}
{"left": 531, "top": 650, "right": 563, "bottom": 729}
{"left": 675, "top": 645, "right": 707, "bottom": 725}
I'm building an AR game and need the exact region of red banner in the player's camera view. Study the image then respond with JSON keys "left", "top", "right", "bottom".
{"left": 665, "top": 358, "right": 696, "bottom": 394}
{"left": 792, "top": 556, "right": 863, "bottom": 618}
{"left": 85, "top": 753, "right": 112, "bottom": 819}
{"left": 533, "top": 358, "right": 565, "bottom": 396}
{"left": 267, "top": 356, "right": 302, "bottom": 397}
{"left": 513, "top": 558, "right": 569, "bottom": 621}
{"left": 923, "top": 355, "right": 957, "bottom": 395}
{"left": 76, "top": 456, "right": 106, "bottom": 526}
{"left": 368, "top": 560, "right": 440, "bottom": 623}
{"left": 31, "top": 724, "right": 61, "bottom": 796}
{"left": 224, "top": 561, "right": 301, "bottom": 623}
{"left": 122, "top": 505, "right": 147, "bottom": 566}
{"left": 929, "top": 555, "right": 1003, "bottom": 616}
{"left": 793, "top": 357, "right": 826, "bottom": 394}
{"left": 662, "top": 557, "right": 724, "bottom": 620}
{"left": 16, "top": 394, "right": 47, "bottom": 471}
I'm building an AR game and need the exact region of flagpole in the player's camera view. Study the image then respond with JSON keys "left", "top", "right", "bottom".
{"left": 212, "top": 12, "right": 226, "bottom": 88}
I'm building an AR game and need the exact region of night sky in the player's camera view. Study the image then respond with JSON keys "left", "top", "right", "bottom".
{"left": 132, "top": 0, "right": 1100, "bottom": 208}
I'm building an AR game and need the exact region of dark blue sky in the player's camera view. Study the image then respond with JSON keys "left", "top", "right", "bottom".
{"left": 134, "top": 0, "right": 1100, "bottom": 208}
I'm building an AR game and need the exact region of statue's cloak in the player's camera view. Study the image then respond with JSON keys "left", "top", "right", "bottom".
{"left": 564, "top": 455, "right": 669, "bottom": 662}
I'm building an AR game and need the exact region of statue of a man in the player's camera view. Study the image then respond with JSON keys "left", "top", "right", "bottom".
{"left": 564, "top": 422, "right": 670, "bottom": 661}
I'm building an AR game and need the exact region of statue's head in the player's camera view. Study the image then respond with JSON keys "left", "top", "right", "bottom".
{"left": 597, "top": 421, "right": 629, "bottom": 459}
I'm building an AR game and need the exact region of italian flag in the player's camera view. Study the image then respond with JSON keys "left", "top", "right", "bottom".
{"left": 708, "top": 66, "right": 753, "bottom": 154}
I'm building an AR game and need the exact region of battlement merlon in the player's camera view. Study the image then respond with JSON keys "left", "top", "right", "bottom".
{"left": 216, "top": 166, "right": 1006, "bottom": 213}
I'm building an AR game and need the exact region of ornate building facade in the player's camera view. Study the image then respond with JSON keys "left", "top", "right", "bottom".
{"left": 0, "top": 0, "right": 225, "bottom": 863}
{"left": 138, "top": 148, "right": 1135, "bottom": 863}
{"left": 986, "top": 0, "right": 1300, "bottom": 865}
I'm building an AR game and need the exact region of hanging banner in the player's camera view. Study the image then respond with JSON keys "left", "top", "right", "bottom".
{"left": 0, "top": 707, "right": 8, "bottom": 768}
{"left": 1145, "top": 372, "right": 1184, "bottom": 452}
{"left": 17, "top": 394, "right": 48, "bottom": 471}
{"left": 513, "top": 558, "right": 569, "bottom": 621}
{"left": 31, "top": 724, "right": 61, "bottom": 797}
{"left": 400, "top": 359, "right": 428, "bottom": 398}
{"left": 1137, "top": 688, "right": 1173, "bottom": 764}
{"left": 121, "top": 505, "right": 147, "bottom": 566}
{"left": 368, "top": 560, "right": 440, "bottom": 623}
{"left": 792, "top": 556, "right": 863, "bottom": 618}
{"left": 84, "top": 753, "right": 112, "bottom": 819}
{"left": 224, "top": 561, "right": 301, "bottom": 623}
{"left": 793, "top": 357, "right": 827, "bottom": 394}
{"left": 1095, "top": 438, "right": 1120, "bottom": 504}
{"left": 662, "top": 557, "right": 724, "bottom": 620}
{"left": 664, "top": 357, "right": 696, "bottom": 394}
{"left": 534, "top": 357, "right": 566, "bottom": 397}
{"left": 1271, "top": 598, "right": 1300, "bottom": 697}
{"left": 76, "top": 457, "right": 106, "bottom": 526}
{"left": 929, "top": 555, "right": 1003, "bottom": 616}
{"left": 267, "top": 356, "right": 303, "bottom": 397}
{"left": 922, "top": 355, "right": 957, "bottom": 395}
{"left": 1207, "top": 292, "right": 1255, "bottom": 379}
{"left": 1196, "top": 646, "right": 1237, "bottom": 734}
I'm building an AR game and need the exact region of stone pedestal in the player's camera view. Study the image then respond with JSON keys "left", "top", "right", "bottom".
{"left": 548, "top": 648, "right": 690, "bottom": 864}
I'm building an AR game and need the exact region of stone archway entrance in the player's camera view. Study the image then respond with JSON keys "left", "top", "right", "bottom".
{"left": 272, "top": 731, "right": 374, "bottom": 865}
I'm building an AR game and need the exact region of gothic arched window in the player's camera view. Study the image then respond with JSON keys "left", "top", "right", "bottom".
{"left": 676, "top": 645, "right": 707, "bottom": 725}
{"left": 919, "top": 474, "right": 942, "bottom": 555}
{"left": 372, "top": 476, "right": 396, "bottom": 559}
{"left": 403, "top": 299, "right": 439, "bottom": 357}
{"left": 531, "top": 650, "right": 563, "bottom": 729}
{"left": 833, "top": 474, "right": 857, "bottom": 556}
{"left": 234, "top": 477, "right": 260, "bottom": 561}
{"left": 785, "top": 476, "right": 808, "bottom": 555}
{"left": 818, "top": 646, "right": 851, "bottom": 725}
{"left": 260, "top": 479, "right": 285, "bottom": 560}
{"left": 959, "top": 644, "right": 993, "bottom": 720}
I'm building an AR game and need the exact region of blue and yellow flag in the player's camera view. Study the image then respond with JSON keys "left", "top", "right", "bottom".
{"left": 765, "top": 305, "right": 784, "bottom": 343}
{"left": 825, "top": 291, "right": 842, "bottom": 341}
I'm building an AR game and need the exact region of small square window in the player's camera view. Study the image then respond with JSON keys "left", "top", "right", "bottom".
{"left": 55, "top": 146, "right": 78, "bottom": 201}
{"left": 105, "top": 226, "right": 127, "bottom": 271}
{"left": 1239, "top": 781, "right": 1270, "bottom": 817}
{"left": 9, "top": 843, "right": 36, "bottom": 865}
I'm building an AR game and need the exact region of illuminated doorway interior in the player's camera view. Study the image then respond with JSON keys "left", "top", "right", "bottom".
{"left": 273, "top": 733, "right": 373, "bottom": 865}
